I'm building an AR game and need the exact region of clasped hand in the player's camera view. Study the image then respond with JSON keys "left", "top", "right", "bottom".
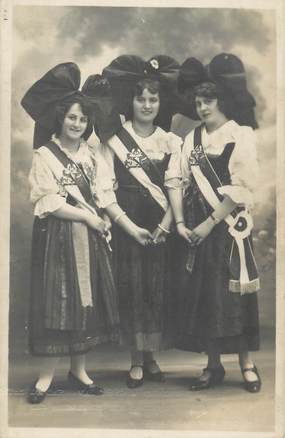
{"left": 85, "top": 212, "right": 111, "bottom": 237}
{"left": 177, "top": 218, "right": 214, "bottom": 246}
{"left": 133, "top": 217, "right": 215, "bottom": 247}
{"left": 133, "top": 225, "right": 167, "bottom": 247}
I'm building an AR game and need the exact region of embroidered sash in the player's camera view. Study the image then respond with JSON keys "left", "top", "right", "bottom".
{"left": 39, "top": 141, "right": 95, "bottom": 210}
{"left": 108, "top": 127, "right": 170, "bottom": 212}
{"left": 189, "top": 126, "right": 260, "bottom": 295}
{"left": 38, "top": 141, "right": 99, "bottom": 307}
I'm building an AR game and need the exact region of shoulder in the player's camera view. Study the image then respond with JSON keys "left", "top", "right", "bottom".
{"left": 122, "top": 120, "right": 132, "bottom": 133}
{"left": 154, "top": 127, "right": 183, "bottom": 152}
{"left": 230, "top": 122, "right": 256, "bottom": 145}
{"left": 86, "top": 141, "right": 100, "bottom": 156}
{"left": 182, "top": 127, "right": 197, "bottom": 155}
{"left": 32, "top": 144, "right": 53, "bottom": 162}
{"left": 184, "top": 127, "right": 196, "bottom": 143}
{"left": 229, "top": 124, "right": 258, "bottom": 165}
{"left": 36, "top": 143, "right": 52, "bottom": 153}
{"left": 167, "top": 131, "right": 183, "bottom": 146}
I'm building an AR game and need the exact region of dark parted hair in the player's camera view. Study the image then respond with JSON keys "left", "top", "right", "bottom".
{"left": 126, "top": 78, "right": 161, "bottom": 121}
{"left": 54, "top": 94, "right": 94, "bottom": 137}
{"left": 193, "top": 81, "right": 258, "bottom": 129}
{"left": 134, "top": 78, "right": 160, "bottom": 97}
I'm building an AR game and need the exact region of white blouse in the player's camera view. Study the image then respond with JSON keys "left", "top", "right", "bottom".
{"left": 181, "top": 120, "right": 259, "bottom": 208}
{"left": 104, "top": 120, "right": 183, "bottom": 189}
{"left": 29, "top": 136, "right": 116, "bottom": 218}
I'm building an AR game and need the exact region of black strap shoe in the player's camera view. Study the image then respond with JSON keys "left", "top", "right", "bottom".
{"left": 190, "top": 366, "right": 225, "bottom": 391}
{"left": 126, "top": 366, "right": 144, "bottom": 389}
{"left": 67, "top": 371, "right": 104, "bottom": 395}
{"left": 27, "top": 381, "right": 47, "bottom": 404}
{"left": 241, "top": 365, "right": 261, "bottom": 393}
{"left": 143, "top": 360, "right": 166, "bottom": 382}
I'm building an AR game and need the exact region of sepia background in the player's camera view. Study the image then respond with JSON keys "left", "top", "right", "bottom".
{"left": 9, "top": 5, "right": 276, "bottom": 432}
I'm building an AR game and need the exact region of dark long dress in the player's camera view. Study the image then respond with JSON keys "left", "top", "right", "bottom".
{"left": 112, "top": 154, "right": 172, "bottom": 351}
{"left": 29, "top": 144, "right": 119, "bottom": 357}
{"left": 175, "top": 141, "right": 260, "bottom": 354}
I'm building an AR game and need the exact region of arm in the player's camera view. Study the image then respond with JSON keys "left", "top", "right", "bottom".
{"left": 29, "top": 150, "right": 108, "bottom": 235}
{"left": 152, "top": 205, "right": 173, "bottom": 244}
{"left": 219, "top": 126, "right": 258, "bottom": 208}
{"left": 191, "top": 126, "right": 257, "bottom": 245}
{"left": 165, "top": 133, "right": 193, "bottom": 243}
{"left": 95, "top": 145, "right": 153, "bottom": 246}
{"left": 159, "top": 177, "right": 184, "bottom": 231}
{"left": 105, "top": 202, "right": 153, "bottom": 246}
{"left": 190, "top": 195, "right": 237, "bottom": 245}
{"left": 51, "top": 203, "right": 108, "bottom": 235}
{"left": 168, "top": 187, "right": 192, "bottom": 243}
{"left": 154, "top": 133, "right": 192, "bottom": 244}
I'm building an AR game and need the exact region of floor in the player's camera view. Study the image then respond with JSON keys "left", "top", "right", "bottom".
{"left": 8, "top": 328, "right": 275, "bottom": 433}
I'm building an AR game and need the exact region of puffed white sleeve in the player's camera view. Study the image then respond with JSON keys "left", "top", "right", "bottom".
{"left": 29, "top": 151, "right": 67, "bottom": 218}
{"left": 180, "top": 130, "right": 194, "bottom": 188}
{"left": 164, "top": 132, "right": 183, "bottom": 189}
{"left": 93, "top": 146, "right": 117, "bottom": 208}
{"left": 217, "top": 126, "right": 259, "bottom": 208}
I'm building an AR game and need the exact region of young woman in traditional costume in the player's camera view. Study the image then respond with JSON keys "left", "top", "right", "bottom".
{"left": 21, "top": 63, "right": 121, "bottom": 403}
{"left": 169, "top": 53, "right": 261, "bottom": 393}
{"left": 102, "top": 55, "right": 183, "bottom": 388}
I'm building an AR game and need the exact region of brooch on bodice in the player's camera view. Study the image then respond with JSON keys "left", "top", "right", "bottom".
{"left": 124, "top": 148, "right": 148, "bottom": 169}
{"left": 189, "top": 145, "right": 205, "bottom": 166}
{"left": 60, "top": 163, "right": 82, "bottom": 186}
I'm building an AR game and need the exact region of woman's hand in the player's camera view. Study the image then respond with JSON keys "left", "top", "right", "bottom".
{"left": 133, "top": 227, "right": 154, "bottom": 246}
{"left": 85, "top": 212, "right": 108, "bottom": 235}
{"left": 102, "top": 213, "right": 112, "bottom": 231}
{"left": 152, "top": 227, "right": 167, "bottom": 245}
{"left": 190, "top": 218, "right": 215, "bottom": 245}
{"left": 177, "top": 223, "right": 192, "bottom": 243}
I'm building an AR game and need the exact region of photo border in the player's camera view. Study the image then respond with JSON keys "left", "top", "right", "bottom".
{"left": 1, "top": 0, "right": 284, "bottom": 436}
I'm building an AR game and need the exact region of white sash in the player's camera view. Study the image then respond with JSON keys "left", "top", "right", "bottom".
{"left": 38, "top": 147, "right": 97, "bottom": 214}
{"left": 108, "top": 135, "right": 168, "bottom": 212}
{"left": 38, "top": 146, "right": 95, "bottom": 307}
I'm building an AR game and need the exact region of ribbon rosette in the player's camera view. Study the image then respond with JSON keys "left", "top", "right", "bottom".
{"left": 228, "top": 210, "right": 253, "bottom": 240}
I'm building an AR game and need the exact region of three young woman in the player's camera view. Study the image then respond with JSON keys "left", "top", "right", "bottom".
{"left": 22, "top": 53, "right": 261, "bottom": 402}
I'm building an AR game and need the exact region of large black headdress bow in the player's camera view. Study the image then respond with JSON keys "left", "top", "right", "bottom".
{"left": 102, "top": 54, "right": 180, "bottom": 131}
{"left": 176, "top": 57, "right": 208, "bottom": 120}
{"left": 176, "top": 53, "right": 257, "bottom": 127}
{"left": 208, "top": 53, "right": 257, "bottom": 127}
{"left": 21, "top": 62, "right": 121, "bottom": 148}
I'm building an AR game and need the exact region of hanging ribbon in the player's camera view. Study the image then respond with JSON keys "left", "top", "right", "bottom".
{"left": 189, "top": 127, "right": 260, "bottom": 295}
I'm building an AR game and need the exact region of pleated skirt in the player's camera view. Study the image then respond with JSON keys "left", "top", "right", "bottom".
{"left": 29, "top": 216, "right": 119, "bottom": 357}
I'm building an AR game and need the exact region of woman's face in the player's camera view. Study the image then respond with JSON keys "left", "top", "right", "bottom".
{"left": 60, "top": 103, "right": 88, "bottom": 141}
{"left": 195, "top": 96, "right": 224, "bottom": 125}
{"left": 133, "top": 88, "right": 160, "bottom": 124}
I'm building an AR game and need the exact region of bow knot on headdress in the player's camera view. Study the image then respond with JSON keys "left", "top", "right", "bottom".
{"left": 176, "top": 53, "right": 257, "bottom": 127}
{"left": 21, "top": 62, "right": 121, "bottom": 148}
{"left": 102, "top": 54, "right": 180, "bottom": 131}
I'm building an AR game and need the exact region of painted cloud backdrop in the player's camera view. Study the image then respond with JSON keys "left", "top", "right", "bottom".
{"left": 12, "top": 6, "right": 276, "bottom": 222}
{"left": 10, "top": 6, "right": 276, "bottom": 334}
